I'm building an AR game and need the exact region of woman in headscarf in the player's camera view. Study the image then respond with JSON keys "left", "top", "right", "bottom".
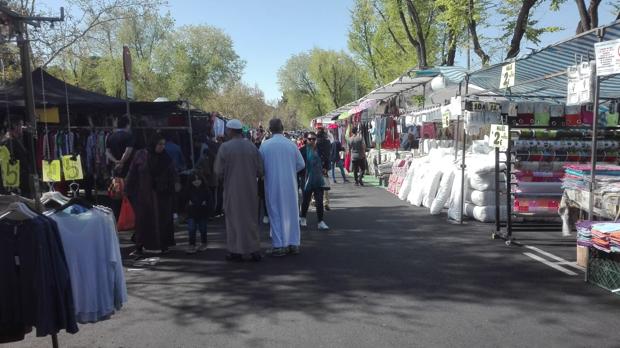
{"left": 126, "top": 132, "right": 179, "bottom": 257}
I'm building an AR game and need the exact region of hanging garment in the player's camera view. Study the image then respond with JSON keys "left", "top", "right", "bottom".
{"left": 0, "top": 215, "right": 79, "bottom": 341}
{"left": 49, "top": 207, "right": 127, "bottom": 324}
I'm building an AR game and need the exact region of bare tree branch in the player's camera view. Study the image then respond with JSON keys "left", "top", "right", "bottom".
{"left": 404, "top": 0, "right": 428, "bottom": 67}
{"left": 468, "top": 0, "right": 490, "bottom": 66}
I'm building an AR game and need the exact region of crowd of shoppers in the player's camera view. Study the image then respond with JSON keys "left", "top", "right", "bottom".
{"left": 112, "top": 115, "right": 366, "bottom": 262}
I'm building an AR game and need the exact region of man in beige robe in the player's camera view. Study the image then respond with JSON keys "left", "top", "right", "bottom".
{"left": 214, "top": 119, "right": 264, "bottom": 261}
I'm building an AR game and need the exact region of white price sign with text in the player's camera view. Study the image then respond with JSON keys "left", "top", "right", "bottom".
{"left": 500, "top": 62, "right": 516, "bottom": 89}
{"left": 566, "top": 62, "right": 594, "bottom": 105}
{"left": 489, "top": 124, "right": 509, "bottom": 151}
{"left": 595, "top": 39, "right": 620, "bottom": 76}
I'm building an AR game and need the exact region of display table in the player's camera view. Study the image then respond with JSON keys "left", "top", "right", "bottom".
{"left": 562, "top": 188, "right": 620, "bottom": 220}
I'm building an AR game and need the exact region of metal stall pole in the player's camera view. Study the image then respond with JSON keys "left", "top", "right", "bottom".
{"left": 454, "top": 82, "right": 462, "bottom": 162}
{"left": 505, "top": 128, "right": 513, "bottom": 244}
{"left": 588, "top": 28, "right": 606, "bottom": 220}
{"left": 459, "top": 77, "right": 470, "bottom": 224}
{"left": 186, "top": 101, "right": 195, "bottom": 168}
{"left": 586, "top": 28, "right": 606, "bottom": 282}
{"left": 494, "top": 147, "right": 501, "bottom": 236}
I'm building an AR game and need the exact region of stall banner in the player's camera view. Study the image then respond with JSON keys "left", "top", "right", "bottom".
{"left": 42, "top": 160, "right": 62, "bottom": 182}
{"left": 62, "top": 155, "right": 84, "bottom": 181}
{"left": 489, "top": 124, "right": 509, "bottom": 151}
{"left": 594, "top": 38, "right": 620, "bottom": 76}
{"left": 2, "top": 160, "right": 20, "bottom": 188}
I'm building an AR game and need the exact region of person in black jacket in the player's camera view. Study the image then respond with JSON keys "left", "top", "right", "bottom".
{"left": 183, "top": 168, "right": 212, "bottom": 254}
{"left": 315, "top": 128, "right": 332, "bottom": 210}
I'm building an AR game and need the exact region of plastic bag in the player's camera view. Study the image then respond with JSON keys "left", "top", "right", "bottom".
{"left": 344, "top": 152, "right": 352, "bottom": 173}
{"left": 117, "top": 196, "right": 135, "bottom": 231}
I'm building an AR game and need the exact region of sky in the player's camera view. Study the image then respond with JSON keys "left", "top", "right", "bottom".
{"left": 40, "top": 0, "right": 619, "bottom": 101}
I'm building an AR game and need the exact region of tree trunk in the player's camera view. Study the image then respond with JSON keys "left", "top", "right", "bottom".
{"left": 362, "top": 19, "right": 381, "bottom": 84}
{"left": 445, "top": 28, "right": 457, "bottom": 66}
{"left": 505, "top": 0, "right": 538, "bottom": 60}
{"left": 575, "top": 0, "right": 591, "bottom": 34}
{"left": 587, "top": 0, "right": 601, "bottom": 29}
{"left": 405, "top": 0, "right": 428, "bottom": 68}
{"left": 396, "top": 0, "right": 421, "bottom": 55}
{"left": 468, "top": 0, "right": 490, "bottom": 66}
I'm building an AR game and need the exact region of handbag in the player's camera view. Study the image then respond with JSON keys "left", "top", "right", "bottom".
{"left": 321, "top": 176, "right": 331, "bottom": 191}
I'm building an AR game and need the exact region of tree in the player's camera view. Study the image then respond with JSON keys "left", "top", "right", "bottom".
{"left": 348, "top": 0, "right": 382, "bottom": 85}
{"left": 203, "top": 82, "right": 273, "bottom": 126}
{"left": 153, "top": 25, "right": 245, "bottom": 103}
{"left": 277, "top": 52, "right": 328, "bottom": 121}
{"left": 308, "top": 49, "right": 358, "bottom": 109}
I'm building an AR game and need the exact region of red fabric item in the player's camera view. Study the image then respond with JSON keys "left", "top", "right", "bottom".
{"left": 565, "top": 114, "right": 582, "bottom": 126}
{"left": 117, "top": 196, "right": 135, "bottom": 231}
{"left": 344, "top": 152, "right": 352, "bottom": 173}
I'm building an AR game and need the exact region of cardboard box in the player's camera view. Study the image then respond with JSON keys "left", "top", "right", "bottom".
{"left": 577, "top": 246, "right": 589, "bottom": 268}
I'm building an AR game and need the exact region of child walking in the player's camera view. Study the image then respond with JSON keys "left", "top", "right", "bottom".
{"left": 184, "top": 168, "right": 212, "bottom": 254}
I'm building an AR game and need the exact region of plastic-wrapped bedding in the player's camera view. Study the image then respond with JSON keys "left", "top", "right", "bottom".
{"left": 407, "top": 169, "right": 427, "bottom": 205}
{"left": 398, "top": 161, "right": 417, "bottom": 200}
{"left": 469, "top": 190, "right": 507, "bottom": 207}
{"left": 423, "top": 168, "right": 443, "bottom": 207}
{"left": 465, "top": 203, "right": 507, "bottom": 223}
{"left": 469, "top": 172, "right": 506, "bottom": 191}
{"left": 430, "top": 169, "right": 455, "bottom": 215}
{"left": 448, "top": 169, "right": 467, "bottom": 221}
{"left": 514, "top": 182, "right": 563, "bottom": 194}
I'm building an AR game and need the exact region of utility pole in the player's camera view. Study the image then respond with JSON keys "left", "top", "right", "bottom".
{"left": 0, "top": 3, "right": 64, "bottom": 207}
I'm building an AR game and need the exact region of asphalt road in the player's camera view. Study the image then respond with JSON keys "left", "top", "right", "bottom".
{"left": 8, "top": 182, "right": 620, "bottom": 348}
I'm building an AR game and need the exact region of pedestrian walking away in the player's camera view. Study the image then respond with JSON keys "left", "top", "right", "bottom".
{"left": 348, "top": 127, "right": 366, "bottom": 186}
{"left": 125, "top": 132, "right": 179, "bottom": 257}
{"left": 330, "top": 137, "right": 348, "bottom": 183}
{"left": 299, "top": 132, "right": 329, "bottom": 231}
{"left": 214, "top": 119, "right": 264, "bottom": 262}
{"left": 259, "top": 118, "right": 306, "bottom": 257}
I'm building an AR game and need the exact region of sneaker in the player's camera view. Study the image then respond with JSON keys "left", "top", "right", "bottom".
{"left": 355, "top": 182, "right": 360, "bottom": 186}
{"left": 129, "top": 248, "right": 144, "bottom": 258}
{"left": 359, "top": 181, "right": 364, "bottom": 186}
{"left": 288, "top": 245, "right": 300, "bottom": 255}
{"left": 160, "top": 248, "right": 171, "bottom": 255}
{"left": 333, "top": 180, "right": 338, "bottom": 184}
{"left": 318, "top": 221, "right": 330, "bottom": 230}
{"left": 186, "top": 245, "right": 197, "bottom": 254}
{"left": 262, "top": 216, "right": 269, "bottom": 224}
{"left": 198, "top": 243, "right": 208, "bottom": 252}
{"left": 300, "top": 217, "right": 307, "bottom": 227}
{"left": 271, "top": 248, "right": 287, "bottom": 257}
{"left": 325, "top": 205, "right": 331, "bottom": 211}
{"left": 343, "top": 179, "right": 350, "bottom": 183}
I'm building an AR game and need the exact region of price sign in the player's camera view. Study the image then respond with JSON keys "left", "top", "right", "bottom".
{"left": 471, "top": 101, "right": 484, "bottom": 111}
{"left": 2, "top": 160, "right": 20, "bottom": 188}
{"left": 0, "top": 145, "right": 9, "bottom": 166}
{"left": 42, "top": 159, "right": 62, "bottom": 182}
{"left": 489, "top": 124, "right": 509, "bottom": 151}
{"left": 500, "top": 62, "right": 516, "bottom": 89}
{"left": 442, "top": 110, "right": 451, "bottom": 128}
{"left": 61, "top": 155, "right": 84, "bottom": 181}
{"left": 487, "top": 102, "right": 501, "bottom": 112}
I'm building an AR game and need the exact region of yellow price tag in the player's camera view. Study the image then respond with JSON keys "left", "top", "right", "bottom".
{"left": 42, "top": 159, "right": 62, "bottom": 182}
{"left": 2, "top": 160, "right": 20, "bottom": 188}
{"left": 0, "top": 145, "right": 9, "bottom": 166}
{"left": 62, "top": 155, "right": 84, "bottom": 180}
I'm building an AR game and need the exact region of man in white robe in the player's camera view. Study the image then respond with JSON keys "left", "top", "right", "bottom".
{"left": 259, "top": 118, "right": 306, "bottom": 257}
